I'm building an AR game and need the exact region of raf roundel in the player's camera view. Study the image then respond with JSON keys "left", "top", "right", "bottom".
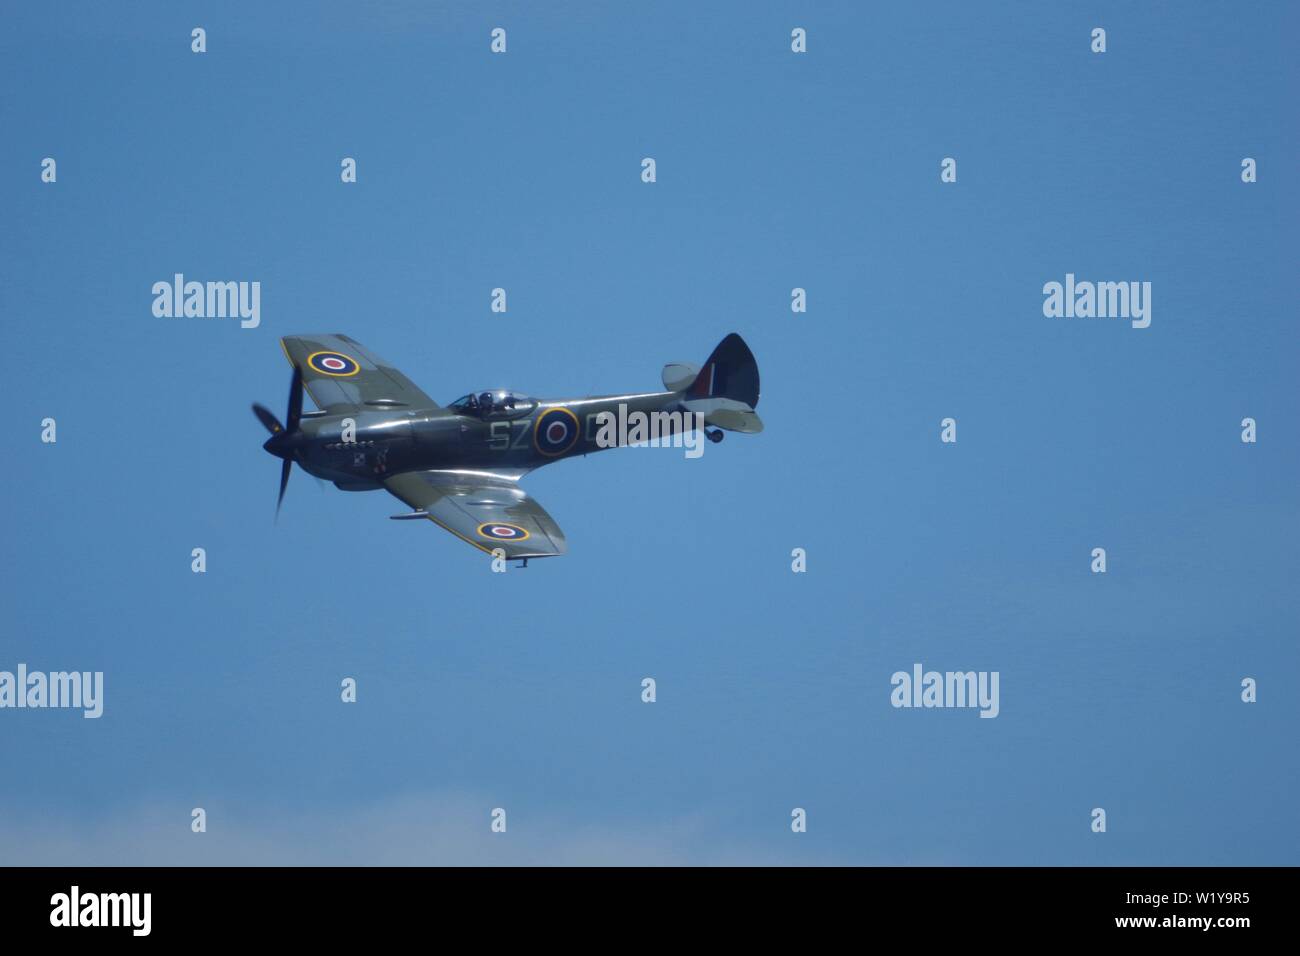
{"left": 533, "top": 407, "right": 580, "bottom": 457}
{"left": 306, "top": 350, "right": 361, "bottom": 377}
{"left": 476, "top": 522, "right": 531, "bottom": 542}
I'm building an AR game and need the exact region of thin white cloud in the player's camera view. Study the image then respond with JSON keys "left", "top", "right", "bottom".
{"left": 0, "top": 792, "right": 837, "bottom": 866}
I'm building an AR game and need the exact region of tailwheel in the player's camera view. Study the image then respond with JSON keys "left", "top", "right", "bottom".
{"left": 706, "top": 428, "right": 725, "bottom": 444}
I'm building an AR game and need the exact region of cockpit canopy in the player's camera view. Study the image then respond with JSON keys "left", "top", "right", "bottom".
{"left": 447, "top": 390, "right": 537, "bottom": 420}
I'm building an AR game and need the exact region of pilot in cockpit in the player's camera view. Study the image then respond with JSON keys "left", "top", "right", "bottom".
{"left": 449, "top": 391, "right": 530, "bottom": 419}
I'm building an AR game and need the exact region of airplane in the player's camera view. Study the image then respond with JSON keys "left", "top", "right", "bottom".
{"left": 252, "top": 333, "right": 763, "bottom": 561}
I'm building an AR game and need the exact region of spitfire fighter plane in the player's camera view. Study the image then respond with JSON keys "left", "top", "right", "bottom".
{"left": 253, "top": 333, "right": 762, "bottom": 561}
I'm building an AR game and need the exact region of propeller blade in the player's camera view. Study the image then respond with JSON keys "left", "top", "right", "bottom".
{"left": 259, "top": 365, "right": 303, "bottom": 518}
{"left": 286, "top": 364, "right": 304, "bottom": 433}
{"left": 276, "top": 458, "right": 292, "bottom": 515}
{"left": 252, "top": 403, "right": 283, "bottom": 435}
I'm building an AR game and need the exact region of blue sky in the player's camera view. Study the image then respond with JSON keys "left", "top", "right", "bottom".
{"left": 1, "top": 1, "right": 1296, "bottom": 864}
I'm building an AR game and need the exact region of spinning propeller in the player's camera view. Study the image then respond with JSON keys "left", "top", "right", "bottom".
{"left": 252, "top": 364, "right": 304, "bottom": 516}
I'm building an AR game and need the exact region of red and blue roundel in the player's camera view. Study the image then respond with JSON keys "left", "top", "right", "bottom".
{"left": 477, "top": 522, "right": 531, "bottom": 542}
{"left": 306, "top": 350, "right": 360, "bottom": 377}
{"left": 533, "top": 407, "right": 580, "bottom": 457}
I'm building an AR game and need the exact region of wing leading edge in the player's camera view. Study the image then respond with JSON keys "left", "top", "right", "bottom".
{"left": 383, "top": 470, "right": 567, "bottom": 559}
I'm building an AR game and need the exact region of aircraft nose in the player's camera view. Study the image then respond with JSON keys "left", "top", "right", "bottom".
{"left": 263, "top": 432, "right": 292, "bottom": 459}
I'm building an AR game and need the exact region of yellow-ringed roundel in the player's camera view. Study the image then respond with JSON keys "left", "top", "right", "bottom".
{"left": 306, "top": 350, "right": 361, "bottom": 377}
{"left": 477, "top": 522, "right": 531, "bottom": 542}
{"left": 533, "top": 407, "right": 580, "bottom": 457}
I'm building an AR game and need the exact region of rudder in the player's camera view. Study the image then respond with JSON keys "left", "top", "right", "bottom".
{"left": 687, "top": 333, "right": 760, "bottom": 407}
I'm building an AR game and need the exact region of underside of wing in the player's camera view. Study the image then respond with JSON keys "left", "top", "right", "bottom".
{"left": 383, "top": 470, "right": 567, "bottom": 559}
{"left": 281, "top": 333, "right": 439, "bottom": 413}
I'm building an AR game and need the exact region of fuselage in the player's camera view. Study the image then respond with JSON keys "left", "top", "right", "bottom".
{"left": 291, "top": 389, "right": 691, "bottom": 489}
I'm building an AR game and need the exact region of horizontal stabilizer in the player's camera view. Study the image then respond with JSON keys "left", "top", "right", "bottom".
{"left": 679, "top": 396, "right": 764, "bottom": 434}
{"left": 662, "top": 362, "right": 700, "bottom": 391}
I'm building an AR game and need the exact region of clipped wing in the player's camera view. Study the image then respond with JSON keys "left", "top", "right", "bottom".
{"left": 280, "top": 333, "right": 438, "bottom": 413}
{"left": 384, "top": 470, "right": 567, "bottom": 559}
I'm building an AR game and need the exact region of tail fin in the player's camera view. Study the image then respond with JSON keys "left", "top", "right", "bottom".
{"left": 675, "top": 333, "right": 763, "bottom": 434}
{"left": 686, "top": 333, "right": 760, "bottom": 407}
